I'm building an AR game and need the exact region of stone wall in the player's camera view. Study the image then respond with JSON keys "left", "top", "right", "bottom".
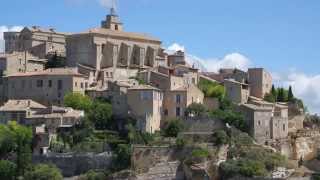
{"left": 32, "top": 152, "right": 113, "bottom": 177}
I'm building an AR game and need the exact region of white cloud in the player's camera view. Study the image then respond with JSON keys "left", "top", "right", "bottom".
{"left": 166, "top": 43, "right": 252, "bottom": 72}
{"left": 0, "top": 26, "right": 23, "bottom": 53}
{"left": 274, "top": 71, "right": 320, "bottom": 114}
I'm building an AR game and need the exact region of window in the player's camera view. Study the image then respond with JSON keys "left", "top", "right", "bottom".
{"left": 48, "top": 80, "right": 52, "bottom": 87}
{"left": 110, "top": 72, "right": 113, "bottom": 78}
{"left": 106, "top": 72, "right": 109, "bottom": 77}
{"left": 115, "top": 25, "right": 119, "bottom": 30}
{"left": 58, "top": 92, "right": 62, "bottom": 98}
{"left": 58, "top": 80, "right": 63, "bottom": 90}
{"left": 164, "top": 109, "right": 168, "bottom": 116}
{"left": 85, "top": 82, "right": 88, "bottom": 88}
{"left": 75, "top": 82, "right": 78, "bottom": 87}
{"left": 81, "top": 83, "right": 84, "bottom": 89}
{"left": 36, "top": 80, "right": 43, "bottom": 87}
{"left": 258, "top": 121, "right": 261, "bottom": 126}
{"left": 176, "top": 107, "right": 181, "bottom": 117}
{"left": 283, "top": 124, "right": 286, "bottom": 131}
{"left": 176, "top": 94, "right": 181, "bottom": 104}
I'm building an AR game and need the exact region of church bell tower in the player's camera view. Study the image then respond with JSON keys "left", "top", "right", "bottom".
{"left": 101, "top": 1, "right": 123, "bottom": 31}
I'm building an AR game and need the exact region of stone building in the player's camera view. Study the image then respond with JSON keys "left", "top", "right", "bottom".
{"left": 0, "top": 51, "right": 46, "bottom": 76}
{"left": 224, "top": 79, "right": 249, "bottom": 104}
{"left": 167, "top": 50, "right": 186, "bottom": 67}
{"left": 4, "top": 26, "right": 67, "bottom": 58}
{"left": 66, "top": 8, "right": 164, "bottom": 84}
{"left": 203, "top": 68, "right": 248, "bottom": 83}
{"left": 248, "top": 68, "right": 272, "bottom": 99}
{"left": 0, "top": 99, "right": 84, "bottom": 154}
{"left": 163, "top": 84, "right": 204, "bottom": 121}
{"left": 0, "top": 99, "right": 47, "bottom": 124}
{"left": 0, "top": 68, "right": 88, "bottom": 105}
{"left": 127, "top": 85, "right": 163, "bottom": 133}
{"left": 240, "top": 97, "right": 289, "bottom": 144}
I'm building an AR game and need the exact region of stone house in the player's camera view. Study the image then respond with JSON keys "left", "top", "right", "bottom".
{"left": 224, "top": 79, "right": 250, "bottom": 104}
{"left": 0, "top": 68, "right": 88, "bottom": 106}
{"left": 127, "top": 85, "right": 163, "bottom": 133}
{"left": 0, "top": 99, "right": 47, "bottom": 124}
{"left": 248, "top": 68, "right": 272, "bottom": 99}
{"left": 163, "top": 84, "right": 204, "bottom": 121}
{"left": 0, "top": 51, "right": 46, "bottom": 76}
{"left": 4, "top": 26, "right": 67, "bottom": 58}
{"left": 0, "top": 99, "right": 84, "bottom": 154}
{"left": 167, "top": 50, "right": 186, "bottom": 67}
{"left": 240, "top": 97, "right": 289, "bottom": 144}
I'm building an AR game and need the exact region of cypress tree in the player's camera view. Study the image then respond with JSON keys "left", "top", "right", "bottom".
{"left": 288, "top": 86, "right": 294, "bottom": 102}
{"left": 271, "top": 85, "right": 277, "bottom": 101}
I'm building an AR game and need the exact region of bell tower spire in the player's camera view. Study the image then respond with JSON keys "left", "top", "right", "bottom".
{"left": 101, "top": 0, "right": 123, "bottom": 31}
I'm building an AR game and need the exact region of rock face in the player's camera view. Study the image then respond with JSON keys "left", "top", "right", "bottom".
{"left": 274, "top": 130, "right": 320, "bottom": 161}
{"left": 32, "top": 152, "right": 113, "bottom": 177}
{"left": 136, "top": 161, "right": 182, "bottom": 180}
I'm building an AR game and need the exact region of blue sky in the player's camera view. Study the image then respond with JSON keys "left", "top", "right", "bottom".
{"left": 1, "top": 0, "right": 320, "bottom": 113}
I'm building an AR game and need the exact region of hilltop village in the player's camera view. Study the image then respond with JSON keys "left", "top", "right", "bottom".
{"left": 0, "top": 8, "right": 319, "bottom": 180}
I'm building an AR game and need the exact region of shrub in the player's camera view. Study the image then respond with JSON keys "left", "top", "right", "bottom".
{"left": 191, "top": 148, "right": 209, "bottom": 159}
{"left": 79, "top": 170, "right": 107, "bottom": 180}
{"left": 198, "top": 79, "right": 225, "bottom": 99}
{"left": 185, "top": 103, "right": 208, "bottom": 117}
{"left": 212, "top": 130, "right": 230, "bottom": 146}
{"left": 64, "top": 92, "right": 93, "bottom": 112}
{"left": 163, "top": 119, "right": 184, "bottom": 137}
{"left": 24, "top": 164, "right": 63, "bottom": 180}
{"left": 0, "top": 160, "right": 16, "bottom": 180}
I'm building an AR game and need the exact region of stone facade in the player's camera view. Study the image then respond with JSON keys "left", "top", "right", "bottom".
{"left": 248, "top": 68, "right": 272, "bottom": 99}
{"left": 4, "top": 26, "right": 67, "bottom": 58}
{"left": 0, "top": 68, "right": 88, "bottom": 105}
{"left": 127, "top": 85, "right": 163, "bottom": 133}
{"left": 66, "top": 9, "right": 163, "bottom": 85}
{"left": 224, "top": 79, "right": 249, "bottom": 104}
{"left": 240, "top": 99, "right": 289, "bottom": 144}
{"left": 163, "top": 84, "right": 204, "bottom": 121}
{"left": 0, "top": 51, "right": 46, "bottom": 76}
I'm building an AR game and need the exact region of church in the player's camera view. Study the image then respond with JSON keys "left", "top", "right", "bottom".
{"left": 66, "top": 7, "right": 167, "bottom": 87}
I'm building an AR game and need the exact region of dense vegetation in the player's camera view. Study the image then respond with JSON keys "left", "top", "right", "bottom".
{"left": 45, "top": 53, "right": 67, "bottom": 69}
{"left": 219, "top": 128, "right": 287, "bottom": 179}
{"left": 264, "top": 85, "right": 305, "bottom": 110}
{"left": 198, "top": 78, "right": 225, "bottom": 99}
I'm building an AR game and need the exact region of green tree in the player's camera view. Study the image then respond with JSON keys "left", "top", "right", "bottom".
{"left": 7, "top": 122, "right": 32, "bottom": 176}
{"left": 288, "top": 86, "right": 294, "bottom": 102}
{"left": 45, "top": 52, "right": 66, "bottom": 69}
{"left": 24, "top": 164, "right": 63, "bottom": 180}
{"left": 212, "top": 130, "right": 230, "bottom": 146}
{"left": 79, "top": 170, "right": 106, "bottom": 180}
{"left": 0, "top": 160, "right": 16, "bottom": 180}
{"left": 264, "top": 93, "right": 276, "bottom": 103}
{"left": 163, "top": 119, "right": 184, "bottom": 137}
{"left": 88, "top": 100, "right": 113, "bottom": 130}
{"left": 271, "top": 85, "right": 277, "bottom": 100}
{"left": 64, "top": 93, "right": 93, "bottom": 112}
{"left": 112, "top": 144, "right": 131, "bottom": 171}
{"left": 185, "top": 103, "right": 207, "bottom": 117}
{"left": 277, "top": 88, "right": 285, "bottom": 102}
{"left": 198, "top": 79, "right": 225, "bottom": 99}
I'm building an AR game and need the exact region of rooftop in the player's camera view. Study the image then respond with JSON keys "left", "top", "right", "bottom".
{"left": 0, "top": 99, "right": 47, "bottom": 111}
{"left": 72, "top": 27, "right": 161, "bottom": 43}
{"left": 129, "top": 84, "right": 160, "bottom": 91}
{"left": 7, "top": 68, "right": 85, "bottom": 77}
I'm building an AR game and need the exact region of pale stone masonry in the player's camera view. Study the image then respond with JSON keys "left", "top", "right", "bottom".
{"left": 0, "top": 68, "right": 88, "bottom": 106}
{"left": 0, "top": 51, "right": 46, "bottom": 76}
{"left": 127, "top": 85, "right": 163, "bottom": 133}
{"left": 248, "top": 68, "right": 272, "bottom": 99}
{"left": 224, "top": 79, "right": 249, "bottom": 104}
{"left": 4, "top": 26, "right": 68, "bottom": 58}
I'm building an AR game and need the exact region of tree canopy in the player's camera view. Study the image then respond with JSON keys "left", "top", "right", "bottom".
{"left": 0, "top": 160, "right": 16, "bottom": 180}
{"left": 198, "top": 79, "right": 225, "bottom": 99}
{"left": 64, "top": 92, "right": 93, "bottom": 112}
{"left": 24, "top": 164, "right": 63, "bottom": 180}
